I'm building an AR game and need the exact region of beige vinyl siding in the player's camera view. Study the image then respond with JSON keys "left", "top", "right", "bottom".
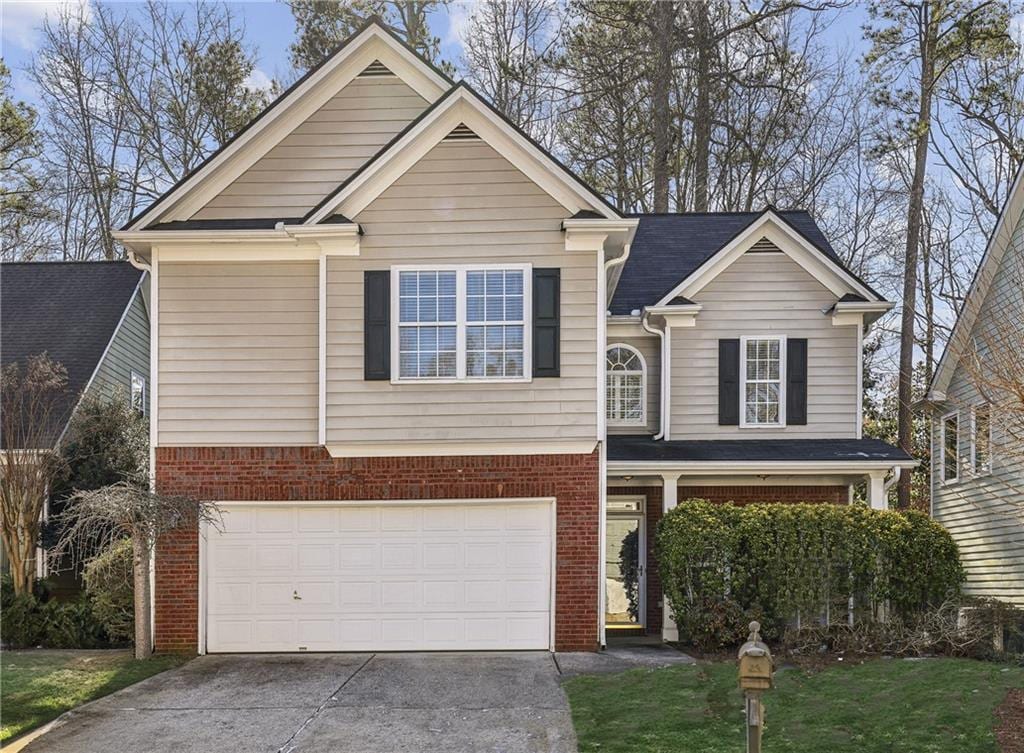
{"left": 193, "top": 76, "right": 428, "bottom": 220}
{"left": 607, "top": 335, "right": 660, "bottom": 436}
{"left": 325, "top": 139, "right": 597, "bottom": 445}
{"left": 669, "top": 253, "right": 858, "bottom": 439}
{"left": 931, "top": 216, "right": 1024, "bottom": 606}
{"left": 89, "top": 284, "right": 150, "bottom": 410}
{"left": 158, "top": 262, "right": 318, "bottom": 445}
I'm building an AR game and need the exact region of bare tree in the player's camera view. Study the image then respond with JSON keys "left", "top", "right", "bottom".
{"left": 51, "top": 483, "right": 220, "bottom": 658}
{"left": 0, "top": 355, "right": 69, "bottom": 596}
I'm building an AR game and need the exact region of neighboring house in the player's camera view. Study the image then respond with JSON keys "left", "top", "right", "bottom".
{"left": 0, "top": 261, "right": 150, "bottom": 576}
{"left": 923, "top": 168, "right": 1024, "bottom": 608}
{"left": 113, "top": 20, "right": 913, "bottom": 655}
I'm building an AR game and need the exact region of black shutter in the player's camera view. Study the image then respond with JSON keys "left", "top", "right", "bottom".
{"left": 364, "top": 271, "right": 390, "bottom": 380}
{"left": 718, "top": 339, "right": 740, "bottom": 425}
{"left": 532, "top": 268, "right": 560, "bottom": 377}
{"left": 786, "top": 338, "right": 808, "bottom": 425}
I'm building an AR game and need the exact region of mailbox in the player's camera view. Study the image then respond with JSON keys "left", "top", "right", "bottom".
{"left": 737, "top": 621, "right": 773, "bottom": 691}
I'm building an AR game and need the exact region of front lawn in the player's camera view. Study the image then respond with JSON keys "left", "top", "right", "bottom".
{"left": 0, "top": 650, "right": 187, "bottom": 744}
{"left": 565, "top": 657, "right": 1024, "bottom": 753}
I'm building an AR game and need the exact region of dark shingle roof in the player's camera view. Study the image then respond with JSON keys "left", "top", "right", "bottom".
{"left": 610, "top": 210, "right": 864, "bottom": 315}
{"left": 1, "top": 261, "right": 145, "bottom": 447}
{"left": 607, "top": 436, "right": 913, "bottom": 463}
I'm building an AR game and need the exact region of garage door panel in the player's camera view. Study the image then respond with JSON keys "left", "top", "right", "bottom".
{"left": 205, "top": 501, "right": 552, "bottom": 652}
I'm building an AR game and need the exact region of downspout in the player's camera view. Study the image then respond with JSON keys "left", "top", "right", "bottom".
{"left": 883, "top": 466, "right": 901, "bottom": 495}
{"left": 126, "top": 248, "right": 152, "bottom": 272}
{"left": 641, "top": 310, "right": 666, "bottom": 440}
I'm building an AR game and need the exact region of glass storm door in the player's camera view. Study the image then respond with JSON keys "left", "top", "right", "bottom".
{"left": 605, "top": 497, "right": 645, "bottom": 628}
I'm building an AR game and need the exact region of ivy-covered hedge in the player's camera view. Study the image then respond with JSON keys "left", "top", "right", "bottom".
{"left": 657, "top": 500, "right": 965, "bottom": 649}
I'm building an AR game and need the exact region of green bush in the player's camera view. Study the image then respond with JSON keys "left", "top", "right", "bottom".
{"left": 657, "top": 500, "right": 965, "bottom": 649}
{"left": 1, "top": 574, "right": 108, "bottom": 648}
{"left": 83, "top": 539, "right": 135, "bottom": 643}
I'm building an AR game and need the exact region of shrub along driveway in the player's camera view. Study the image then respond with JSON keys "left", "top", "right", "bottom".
{"left": 19, "top": 652, "right": 577, "bottom": 753}
{"left": 1, "top": 650, "right": 185, "bottom": 745}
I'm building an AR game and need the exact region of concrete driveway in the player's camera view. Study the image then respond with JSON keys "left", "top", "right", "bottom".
{"left": 22, "top": 652, "right": 577, "bottom": 753}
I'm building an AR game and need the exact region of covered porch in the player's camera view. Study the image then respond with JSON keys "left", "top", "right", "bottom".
{"left": 602, "top": 436, "right": 917, "bottom": 641}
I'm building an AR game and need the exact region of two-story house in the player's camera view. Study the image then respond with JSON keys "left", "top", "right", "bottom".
{"left": 114, "top": 20, "right": 913, "bottom": 654}
{"left": 923, "top": 167, "right": 1024, "bottom": 607}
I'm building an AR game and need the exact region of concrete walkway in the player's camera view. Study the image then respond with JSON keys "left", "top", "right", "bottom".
{"left": 21, "top": 652, "right": 577, "bottom": 753}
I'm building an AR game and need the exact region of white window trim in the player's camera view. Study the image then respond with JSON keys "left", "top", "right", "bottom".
{"left": 940, "top": 410, "right": 960, "bottom": 485}
{"left": 390, "top": 263, "right": 533, "bottom": 384}
{"left": 606, "top": 343, "right": 647, "bottom": 428}
{"left": 738, "top": 335, "right": 787, "bottom": 428}
{"left": 130, "top": 369, "right": 146, "bottom": 414}
{"left": 970, "top": 402, "right": 993, "bottom": 477}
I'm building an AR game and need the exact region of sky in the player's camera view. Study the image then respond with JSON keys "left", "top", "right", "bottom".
{"left": 1, "top": 0, "right": 873, "bottom": 109}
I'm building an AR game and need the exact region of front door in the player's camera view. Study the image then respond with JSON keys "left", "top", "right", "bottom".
{"left": 605, "top": 496, "right": 645, "bottom": 629}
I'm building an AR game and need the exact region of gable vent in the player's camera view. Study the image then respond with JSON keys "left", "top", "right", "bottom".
{"left": 746, "top": 236, "right": 782, "bottom": 254}
{"left": 358, "top": 60, "right": 394, "bottom": 77}
{"left": 444, "top": 123, "right": 480, "bottom": 141}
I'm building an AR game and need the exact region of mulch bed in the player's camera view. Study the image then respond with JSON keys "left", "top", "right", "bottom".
{"left": 996, "top": 688, "right": 1024, "bottom": 753}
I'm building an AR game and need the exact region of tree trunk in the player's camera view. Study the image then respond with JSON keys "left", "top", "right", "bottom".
{"left": 650, "top": 1, "right": 675, "bottom": 213}
{"left": 691, "top": 0, "right": 713, "bottom": 212}
{"left": 133, "top": 535, "right": 153, "bottom": 659}
{"left": 897, "top": 7, "right": 936, "bottom": 509}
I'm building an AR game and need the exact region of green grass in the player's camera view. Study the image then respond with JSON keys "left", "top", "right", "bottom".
{"left": 0, "top": 650, "right": 187, "bottom": 744}
{"left": 565, "top": 657, "right": 1024, "bottom": 753}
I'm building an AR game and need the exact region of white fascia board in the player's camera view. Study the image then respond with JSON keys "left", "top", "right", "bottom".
{"left": 654, "top": 212, "right": 879, "bottom": 306}
{"left": 309, "top": 88, "right": 621, "bottom": 223}
{"left": 126, "top": 27, "right": 449, "bottom": 230}
{"left": 114, "top": 225, "right": 360, "bottom": 261}
{"left": 931, "top": 164, "right": 1024, "bottom": 396}
{"left": 606, "top": 459, "right": 920, "bottom": 474}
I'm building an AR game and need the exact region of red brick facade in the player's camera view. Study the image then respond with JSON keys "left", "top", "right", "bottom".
{"left": 609, "top": 483, "right": 848, "bottom": 635}
{"left": 154, "top": 447, "right": 600, "bottom": 654}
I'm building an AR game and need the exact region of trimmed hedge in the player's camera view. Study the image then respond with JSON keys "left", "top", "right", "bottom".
{"left": 657, "top": 500, "right": 965, "bottom": 648}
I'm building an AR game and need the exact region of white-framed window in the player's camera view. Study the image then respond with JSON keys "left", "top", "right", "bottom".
{"left": 941, "top": 411, "right": 959, "bottom": 484}
{"left": 130, "top": 370, "right": 146, "bottom": 414}
{"left": 391, "top": 264, "right": 531, "bottom": 382}
{"left": 739, "top": 335, "right": 786, "bottom": 427}
{"left": 972, "top": 403, "right": 992, "bottom": 476}
{"left": 606, "top": 344, "right": 646, "bottom": 426}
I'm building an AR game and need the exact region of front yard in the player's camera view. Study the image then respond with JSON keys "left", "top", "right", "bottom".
{"left": 0, "top": 650, "right": 186, "bottom": 744}
{"left": 565, "top": 657, "right": 1024, "bottom": 753}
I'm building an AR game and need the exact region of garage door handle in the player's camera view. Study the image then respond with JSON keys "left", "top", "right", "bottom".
{"left": 293, "top": 591, "right": 302, "bottom": 600}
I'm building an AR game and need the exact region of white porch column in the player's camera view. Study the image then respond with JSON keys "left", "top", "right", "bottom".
{"left": 661, "top": 472, "right": 682, "bottom": 642}
{"left": 867, "top": 471, "right": 888, "bottom": 510}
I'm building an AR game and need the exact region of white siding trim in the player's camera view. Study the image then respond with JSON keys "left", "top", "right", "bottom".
{"left": 318, "top": 254, "right": 327, "bottom": 445}
{"left": 326, "top": 440, "right": 598, "bottom": 457}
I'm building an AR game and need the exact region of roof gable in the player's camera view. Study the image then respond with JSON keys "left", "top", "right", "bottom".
{"left": 304, "top": 84, "right": 622, "bottom": 222}
{"left": 0, "top": 262, "right": 146, "bottom": 447}
{"left": 610, "top": 210, "right": 876, "bottom": 315}
{"left": 124, "top": 19, "right": 451, "bottom": 230}
{"left": 930, "top": 165, "right": 1024, "bottom": 398}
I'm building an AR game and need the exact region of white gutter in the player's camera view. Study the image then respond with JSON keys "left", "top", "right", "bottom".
{"left": 641, "top": 310, "right": 666, "bottom": 440}
{"left": 607, "top": 459, "right": 920, "bottom": 474}
{"left": 113, "top": 223, "right": 361, "bottom": 248}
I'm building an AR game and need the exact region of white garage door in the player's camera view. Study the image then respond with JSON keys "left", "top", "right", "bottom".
{"left": 205, "top": 501, "right": 553, "bottom": 652}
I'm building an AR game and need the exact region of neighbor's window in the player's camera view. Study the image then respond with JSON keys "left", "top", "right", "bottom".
{"left": 130, "top": 370, "right": 146, "bottom": 414}
{"left": 395, "top": 266, "right": 528, "bottom": 381}
{"left": 741, "top": 336, "right": 785, "bottom": 427}
{"left": 973, "top": 403, "right": 992, "bottom": 475}
{"left": 606, "top": 345, "right": 645, "bottom": 426}
{"left": 942, "top": 412, "right": 959, "bottom": 483}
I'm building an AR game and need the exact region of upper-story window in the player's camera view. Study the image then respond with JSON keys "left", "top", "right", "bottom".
{"left": 740, "top": 336, "right": 785, "bottom": 427}
{"left": 941, "top": 411, "right": 959, "bottom": 483}
{"left": 972, "top": 403, "right": 992, "bottom": 476}
{"left": 130, "top": 370, "right": 146, "bottom": 414}
{"left": 606, "top": 345, "right": 646, "bottom": 426}
{"left": 393, "top": 265, "right": 530, "bottom": 382}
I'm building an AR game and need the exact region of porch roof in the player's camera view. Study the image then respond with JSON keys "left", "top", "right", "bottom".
{"left": 607, "top": 436, "right": 914, "bottom": 465}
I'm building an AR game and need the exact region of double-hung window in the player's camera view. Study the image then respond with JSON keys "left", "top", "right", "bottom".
{"left": 393, "top": 265, "right": 530, "bottom": 382}
{"left": 740, "top": 336, "right": 785, "bottom": 427}
{"left": 130, "top": 370, "right": 146, "bottom": 414}
{"left": 606, "top": 345, "right": 646, "bottom": 426}
{"left": 941, "top": 412, "right": 959, "bottom": 484}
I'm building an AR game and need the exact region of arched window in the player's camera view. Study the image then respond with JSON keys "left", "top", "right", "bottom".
{"left": 606, "top": 345, "right": 646, "bottom": 426}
